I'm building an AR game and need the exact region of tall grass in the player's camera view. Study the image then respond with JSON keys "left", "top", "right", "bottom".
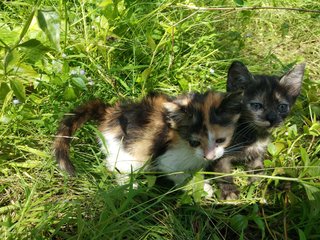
{"left": 1, "top": 0, "right": 319, "bottom": 239}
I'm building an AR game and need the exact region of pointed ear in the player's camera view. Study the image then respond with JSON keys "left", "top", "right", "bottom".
{"left": 279, "top": 63, "right": 305, "bottom": 99}
{"left": 227, "top": 61, "right": 254, "bottom": 92}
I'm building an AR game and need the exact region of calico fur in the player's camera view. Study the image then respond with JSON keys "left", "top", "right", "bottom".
{"left": 207, "top": 61, "right": 306, "bottom": 199}
{"left": 54, "top": 91, "right": 242, "bottom": 186}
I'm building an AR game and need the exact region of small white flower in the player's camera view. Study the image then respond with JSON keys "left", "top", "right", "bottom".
{"left": 13, "top": 99, "right": 20, "bottom": 105}
{"left": 209, "top": 68, "right": 215, "bottom": 75}
{"left": 70, "top": 70, "right": 77, "bottom": 75}
{"left": 88, "top": 80, "right": 94, "bottom": 86}
{"left": 80, "top": 69, "right": 85, "bottom": 75}
{"left": 0, "top": 115, "right": 9, "bottom": 124}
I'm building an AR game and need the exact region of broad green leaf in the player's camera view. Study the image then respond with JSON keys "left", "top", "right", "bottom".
{"left": 19, "top": 39, "right": 51, "bottom": 64}
{"left": 10, "top": 79, "right": 26, "bottom": 102}
{"left": 63, "top": 86, "right": 77, "bottom": 100}
{"left": 267, "top": 143, "right": 277, "bottom": 156}
{"left": 267, "top": 142, "right": 285, "bottom": 156}
{"left": 300, "top": 147, "right": 309, "bottom": 166}
{"left": 37, "top": 10, "right": 60, "bottom": 51}
{"left": 234, "top": 0, "right": 244, "bottom": 6}
{"left": 263, "top": 159, "right": 273, "bottom": 168}
{"left": 71, "top": 77, "right": 87, "bottom": 90}
{"left": 298, "top": 228, "right": 307, "bottom": 240}
{"left": 287, "top": 124, "right": 298, "bottom": 138}
{"left": 18, "top": 39, "right": 42, "bottom": 48}
{"left": 0, "top": 25, "right": 20, "bottom": 45}
{"left": 0, "top": 83, "right": 11, "bottom": 100}
{"left": 4, "top": 50, "right": 20, "bottom": 74}
{"left": 191, "top": 173, "right": 204, "bottom": 203}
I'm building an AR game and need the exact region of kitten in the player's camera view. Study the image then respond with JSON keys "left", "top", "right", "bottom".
{"left": 54, "top": 91, "right": 242, "bottom": 187}
{"left": 206, "top": 61, "right": 306, "bottom": 199}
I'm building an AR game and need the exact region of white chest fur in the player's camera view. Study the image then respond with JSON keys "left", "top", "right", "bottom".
{"left": 101, "top": 131, "right": 146, "bottom": 174}
{"left": 156, "top": 140, "right": 206, "bottom": 185}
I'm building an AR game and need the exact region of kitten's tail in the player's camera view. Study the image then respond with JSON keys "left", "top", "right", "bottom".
{"left": 54, "top": 99, "right": 108, "bottom": 176}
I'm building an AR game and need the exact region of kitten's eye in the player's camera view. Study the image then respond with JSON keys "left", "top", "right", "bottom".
{"left": 250, "top": 102, "right": 263, "bottom": 111}
{"left": 216, "top": 138, "right": 226, "bottom": 144}
{"left": 278, "top": 104, "right": 289, "bottom": 113}
{"left": 189, "top": 140, "right": 201, "bottom": 147}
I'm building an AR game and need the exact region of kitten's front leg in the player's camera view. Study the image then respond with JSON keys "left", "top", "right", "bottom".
{"left": 214, "top": 157, "right": 240, "bottom": 200}
{"left": 247, "top": 156, "right": 264, "bottom": 184}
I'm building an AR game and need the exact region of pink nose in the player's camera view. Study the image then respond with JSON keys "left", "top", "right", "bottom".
{"left": 204, "top": 148, "right": 216, "bottom": 160}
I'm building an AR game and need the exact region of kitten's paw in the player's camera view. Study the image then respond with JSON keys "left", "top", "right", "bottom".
{"left": 203, "top": 182, "right": 214, "bottom": 198}
{"left": 220, "top": 183, "right": 240, "bottom": 200}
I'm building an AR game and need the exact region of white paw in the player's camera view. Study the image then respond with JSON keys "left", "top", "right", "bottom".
{"left": 203, "top": 182, "right": 214, "bottom": 198}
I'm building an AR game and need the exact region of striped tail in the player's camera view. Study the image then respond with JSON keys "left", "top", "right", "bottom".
{"left": 54, "top": 99, "right": 107, "bottom": 176}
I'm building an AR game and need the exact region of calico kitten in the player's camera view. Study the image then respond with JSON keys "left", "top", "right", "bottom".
{"left": 207, "top": 61, "right": 306, "bottom": 199}
{"left": 54, "top": 91, "right": 242, "bottom": 187}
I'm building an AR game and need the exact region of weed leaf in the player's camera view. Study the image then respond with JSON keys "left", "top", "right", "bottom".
{"left": 0, "top": 83, "right": 11, "bottom": 100}
{"left": 18, "top": 39, "right": 42, "bottom": 48}
{"left": 63, "top": 86, "right": 77, "bottom": 100}
{"left": 234, "top": 0, "right": 244, "bottom": 6}
{"left": 71, "top": 77, "right": 87, "bottom": 90}
{"left": 10, "top": 79, "right": 26, "bottom": 102}
{"left": 298, "top": 228, "right": 307, "bottom": 240}
{"left": 4, "top": 50, "right": 20, "bottom": 74}
{"left": 37, "top": 10, "right": 60, "bottom": 51}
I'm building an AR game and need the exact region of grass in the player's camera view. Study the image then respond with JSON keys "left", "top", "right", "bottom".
{"left": 1, "top": 0, "right": 320, "bottom": 239}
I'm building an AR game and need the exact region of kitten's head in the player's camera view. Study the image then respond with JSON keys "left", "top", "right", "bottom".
{"left": 164, "top": 91, "right": 242, "bottom": 161}
{"left": 227, "top": 61, "right": 305, "bottom": 129}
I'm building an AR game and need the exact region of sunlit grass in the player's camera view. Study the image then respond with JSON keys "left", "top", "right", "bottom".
{"left": 1, "top": 0, "right": 320, "bottom": 239}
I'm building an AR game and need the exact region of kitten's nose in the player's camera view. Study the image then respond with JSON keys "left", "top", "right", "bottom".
{"left": 204, "top": 144, "right": 216, "bottom": 160}
{"left": 266, "top": 112, "right": 277, "bottom": 125}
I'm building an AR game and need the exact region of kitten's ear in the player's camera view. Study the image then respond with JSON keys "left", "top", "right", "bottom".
{"left": 227, "top": 61, "right": 254, "bottom": 92}
{"left": 279, "top": 63, "right": 306, "bottom": 99}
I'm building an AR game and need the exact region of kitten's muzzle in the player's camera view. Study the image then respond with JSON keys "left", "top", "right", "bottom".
{"left": 204, "top": 144, "right": 218, "bottom": 160}
{"left": 254, "top": 120, "right": 271, "bottom": 128}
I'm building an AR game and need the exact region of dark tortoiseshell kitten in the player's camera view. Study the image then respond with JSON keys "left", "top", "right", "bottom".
{"left": 207, "top": 61, "right": 306, "bottom": 199}
{"left": 54, "top": 91, "right": 242, "bottom": 187}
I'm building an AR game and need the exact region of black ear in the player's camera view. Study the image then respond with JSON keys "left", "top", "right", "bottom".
{"left": 219, "top": 91, "right": 243, "bottom": 114}
{"left": 279, "top": 63, "right": 305, "bottom": 100}
{"left": 227, "top": 61, "right": 253, "bottom": 92}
